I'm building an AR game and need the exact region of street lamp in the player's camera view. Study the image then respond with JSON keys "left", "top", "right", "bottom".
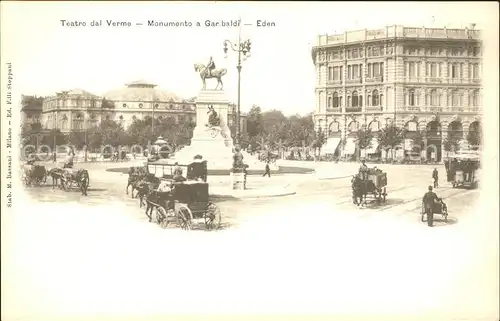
{"left": 223, "top": 36, "right": 252, "bottom": 144}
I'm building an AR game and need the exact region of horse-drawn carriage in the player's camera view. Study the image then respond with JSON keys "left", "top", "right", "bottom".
{"left": 421, "top": 198, "right": 448, "bottom": 227}
{"left": 23, "top": 164, "right": 47, "bottom": 186}
{"left": 145, "top": 180, "right": 221, "bottom": 230}
{"left": 446, "top": 151, "right": 480, "bottom": 189}
{"left": 351, "top": 168, "right": 388, "bottom": 206}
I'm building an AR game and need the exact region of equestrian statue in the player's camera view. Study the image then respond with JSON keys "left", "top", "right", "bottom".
{"left": 194, "top": 57, "right": 227, "bottom": 90}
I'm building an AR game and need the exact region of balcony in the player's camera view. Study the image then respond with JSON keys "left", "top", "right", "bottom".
{"left": 345, "top": 78, "right": 362, "bottom": 84}
{"left": 366, "top": 106, "right": 384, "bottom": 111}
{"left": 401, "top": 106, "right": 421, "bottom": 112}
{"left": 327, "top": 79, "right": 343, "bottom": 86}
{"left": 326, "top": 107, "right": 341, "bottom": 113}
{"left": 345, "top": 107, "right": 362, "bottom": 113}
{"left": 365, "top": 76, "right": 384, "bottom": 83}
{"left": 423, "top": 106, "right": 443, "bottom": 113}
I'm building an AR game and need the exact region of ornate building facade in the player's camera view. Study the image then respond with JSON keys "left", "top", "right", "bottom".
{"left": 311, "top": 25, "right": 482, "bottom": 161}
{"left": 21, "top": 95, "right": 43, "bottom": 126}
{"left": 40, "top": 79, "right": 246, "bottom": 134}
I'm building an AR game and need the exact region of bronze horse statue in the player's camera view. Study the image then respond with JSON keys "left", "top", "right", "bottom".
{"left": 194, "top": 63, "right": 227, "bottom": 90}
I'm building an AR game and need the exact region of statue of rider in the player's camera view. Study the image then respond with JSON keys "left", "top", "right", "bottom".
{"left": 207, "top": 56, "right": 215, "bottom": 77}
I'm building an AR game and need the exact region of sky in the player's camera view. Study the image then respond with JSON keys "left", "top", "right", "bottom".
{"left": 1, "top": 1, "right": 496, "bottom": 116}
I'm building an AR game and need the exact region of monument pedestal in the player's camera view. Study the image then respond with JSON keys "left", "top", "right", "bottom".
{"left": 171, "top": 89, "right": 277, "bottom": 171}
{"left": 230, "top": 172, "right": 246, "bottom": 190}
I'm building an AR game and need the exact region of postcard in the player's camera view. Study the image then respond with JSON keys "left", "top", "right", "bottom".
{"left": 1, "top": 1, "right": 498, "bottom": 321}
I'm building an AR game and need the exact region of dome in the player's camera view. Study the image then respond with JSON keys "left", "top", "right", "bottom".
{"left": 102, "top": 80, "right": 183, "bottom": 102}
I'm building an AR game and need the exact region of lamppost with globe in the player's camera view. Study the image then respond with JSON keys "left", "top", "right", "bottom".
{"left": 223, "top": 38, "right": 251, "bottom": 144}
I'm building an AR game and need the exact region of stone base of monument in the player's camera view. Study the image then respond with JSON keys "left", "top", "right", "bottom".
{"left": 169, "top": 89, "right": 278, "bottom": 171}
{"left": 230, "top": 172, "right": 246, "bottom": 190}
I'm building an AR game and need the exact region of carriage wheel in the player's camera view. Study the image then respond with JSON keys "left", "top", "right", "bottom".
{"left": 443, "top": 209, "right": 448, "bottom": 223}
{"left": 210, "top": 129, "right": 217, "bottom": 138}
{"left": 178, "top": 206, "right": 193, "bottom": 230}
{"left": 204, "top": 202, "right": 221, "bottom": 230}
{"left": 156, "top": 206, "right": 169, "bottom": 228}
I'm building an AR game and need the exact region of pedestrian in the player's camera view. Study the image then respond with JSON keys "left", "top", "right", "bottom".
{"left": 53, "top": 152, "right": 56, "bottom": 163}
{"left": 422, "top": 185, "right": 439, "bottom": 227}
{"left": 263, "top": 162, "right": 271, "bottom": 178}
{"left": 432, "top": 168, "right": 439, "bottom": 188}
{"left": 359, "top": 159, "right": 368, "bottom": 180}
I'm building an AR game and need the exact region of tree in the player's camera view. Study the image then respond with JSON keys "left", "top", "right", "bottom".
{"left": 311, "top": 127, "right": 327, "bottom": 158}
{"left": 442, "top": 136, "right": 461, "bottom": 157}
{"left": 68, "top": 131, "right": 87, "bottom": 149}
{"left": 355, "top": 126, "right": 374, "bottom": 158}
{"left": 466, "top": 130, "right": 481, "bottom": 150}
{"left": 246, "top": 105, "right": 263, "bottom": 137}
{"left": 378, "top": 124, "right": 404, "bottom": 160}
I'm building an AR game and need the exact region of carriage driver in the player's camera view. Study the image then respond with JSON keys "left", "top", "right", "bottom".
{"left": 207, "top": 56, "right": 215, "bottom": 77}
{"left": 64, "top": 149, "right": 75, "bottom": 169}
{"left": 359, "top": 159, "right": 369, "bottom": 180}
{"left": 26, "top": 153, "right": 37, "bottom": 165}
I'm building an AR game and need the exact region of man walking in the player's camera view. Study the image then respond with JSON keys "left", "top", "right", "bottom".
{"left": 422, "top": 185, "right": 439, "bottom": 227}
{"left": 432, "top": 168, "right": 439, "bottom": 188}
{"left": 263, "top": 162, "right": 271, "bottom": 178}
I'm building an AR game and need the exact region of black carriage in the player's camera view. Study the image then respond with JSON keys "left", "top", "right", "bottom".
{"left": 23, "top": 165, "right": 47, "bottom": 186}
{"left": 150, "top": 180, "right": 221, "bottom": 230}
{"left": 446, "top": 152, "right": 480, "bottom": 189}
{"left": 421, "top": 199, "right": 448, "bottom": 227}
{"left": 352, "top": 169, "right": 388, "bottom": 206}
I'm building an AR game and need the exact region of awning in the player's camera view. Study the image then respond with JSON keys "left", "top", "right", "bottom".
{"left": 322, "top": 137, "right": 341, "bottom": 154}
{"left": 365, "top": 138, "right": 379, "bottom": 154}
{"left": 344, "top": 138, "right": 356, "bottom": 155}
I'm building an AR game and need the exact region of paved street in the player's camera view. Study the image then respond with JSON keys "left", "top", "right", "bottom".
{"left": 5, "top": 161, "right": 498, "bottom": 320}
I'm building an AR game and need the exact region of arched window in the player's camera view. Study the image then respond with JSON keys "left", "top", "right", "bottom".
{"left": 430, "top": 89, "right": 438, "bottom": 106}
{"left": 409, "top": 90, "right": 415, "bottom": 106}
{"left": 332, "top": 92, "right": 339, "bottom": 108}
{"left": 372, "top": 90, "right": 379, "bottom": 106}
{"left": 369, "top": 121, "right": 380, "bottom": 131}
{"left": 105, "top": 115, "right": 110, "bottom": 121}
{"left": 328, "top": 122, "right": 340, "bottom": 137}
{"left": 452, "top": 90, "right": 459, "bottom": 106}
{"left": 327, "top": 97, "right": 332, "bottom": 108}
{"left": 347, "top": 96, "right": 351, "bottom": 107}
{"left": 348, "top": 121, "right": 358, "bottom": 132}
{"left": 352, "top": 91, "right": 359, "bottom": 107}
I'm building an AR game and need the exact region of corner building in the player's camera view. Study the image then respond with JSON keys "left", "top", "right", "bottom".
{"left": 311, "top": 25, "right": 482, "bottom": 161}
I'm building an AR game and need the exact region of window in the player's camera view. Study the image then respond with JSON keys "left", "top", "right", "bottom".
{"left": 347, "top": 96, "right": 351, "bottom": 107}
{"left": 139, "top": 103, "right": 143, "bottom": 108}
{"left": 119, "top": 115, "right": 124, "bottom": 120}
{"left": 409, "top": 90, "right": 416, "bottom": 106}
{"left": 430, "top": 63, "right": 438, "bottom": 77}
{"left": 105, "top": 115, "right": 110, "bottom": 120}
{"left": 451, "top": 64, "right": 459, "bottom": 78}
{"left": 473, "top": 64, "right": 479, "bottom": 79}
{"left": 470, "top": 90, "right": 479, "bottom": 107}
{"left": 347, "top": 65, "right": 352, "bottom": 79}
{"left": 473, "top": 47, "right": 480, "bottom": 56}
{"left": 132, "top": 115, "right": 137, "bottom": 121}
{"left": 368, "top": 63, "right": 372, "bottom": 78}
{"left": 407, "top": 121, "right": 417, "bottom": 131}
{"left": 328, "top": 97, "right": 332, "bottom": 108}
{"left": 328, "top": 67, "right": 333, "bottom": 80}
{"left": 430, "top": 90, "right": 439, "bottom": 106}
{"left": 352, "top": 49, "right": 358, "bottom": 58}
{"left": 329, "top": 122, "right": 340, "bottom": 133}
{"left": 452, "top": 90, "right": 459, "bottom": 106}
{"left": 333, "top": 67, "right": 341, "bottom": 81}
{"left": 332, "top": 92, "right": 339, "bottom": 107}
{"left": 348, "top": 121, "right": 358, "bottom": 132}
{"left": 169, "top": 104, "right": 173, "bottom": 109}
{"left": 352, "top": 91, "right": 358, "bottom": 107}
{"left": 409, "top": 62, "right": 416, "bottom": 77}
{"left": 122, "top": 103, "right": 127, "bottom": 108}
{"left": 372, "top": 90, "right": 379, "bottom": 106}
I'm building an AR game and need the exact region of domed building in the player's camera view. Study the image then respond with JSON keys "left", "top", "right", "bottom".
{"left": 38, "top": 79, "right": 247, "bottom": 133}
{"left": 102, "top": 79, "right": 196, "bottom": 128}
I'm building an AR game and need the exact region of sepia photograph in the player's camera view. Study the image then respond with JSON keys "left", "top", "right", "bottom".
{"left": 1, "top": 1, "right": 499, "bottom": 321}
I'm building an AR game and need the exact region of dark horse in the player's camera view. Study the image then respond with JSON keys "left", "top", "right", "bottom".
{"left": 47, "top": 167, "right": 65, "bottom": 189}
{"left": 351, "top": 175, "right": 374, "bottom": 206}
{"left": 61, "top": 169, "right": 90, "bottom": 196}
{"left": 126, "top": 166, "right": 148, "bottom": 198}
